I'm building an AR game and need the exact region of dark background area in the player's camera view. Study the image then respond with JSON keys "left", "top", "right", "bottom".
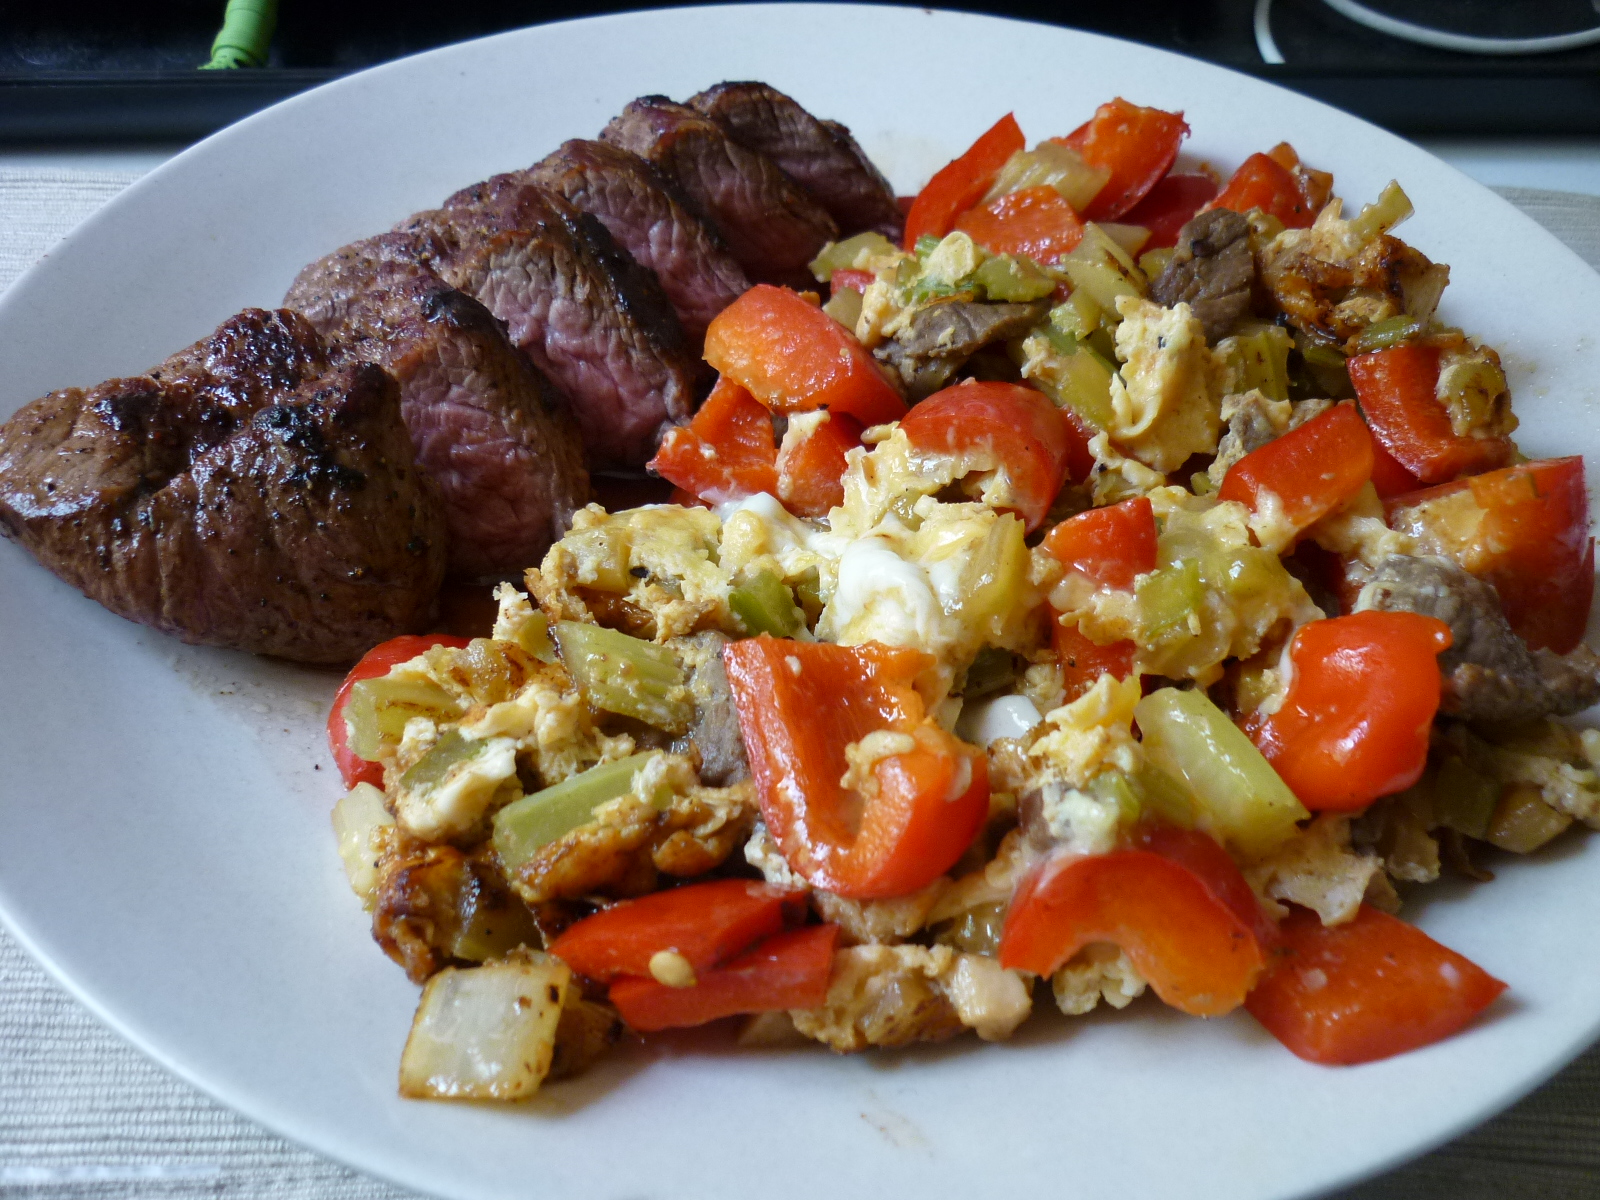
{"left": 4, "top": 0, "right": 1600, "bottom": 141}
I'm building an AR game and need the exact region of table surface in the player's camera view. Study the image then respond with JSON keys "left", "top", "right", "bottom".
{"left": 4, "top": 138, "right": 1600, "bottom": 1200}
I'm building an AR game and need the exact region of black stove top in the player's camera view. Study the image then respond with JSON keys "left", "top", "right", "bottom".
{"left": 5, "top": 0, "right": 1599, "bottom": 142}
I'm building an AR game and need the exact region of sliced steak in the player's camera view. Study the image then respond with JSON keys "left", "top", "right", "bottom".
{"left": 398, "top": 179, "right": 695, "bottom": 468}
{"left": 1150, "top": 209, "right": 1256, "bottom": 343}
{"left": 875, "top": 300, "right": 1046, "bottom": 399}
{"left": 0, "top": 309, "right": 446, "bottom": 663}
{"left": 601, "top": 96, "right": 838, "bottom": 288}
{"left": 286, "top": 244, "right": 588, "bottom": 579}
{"left": 1355, "top": 554, "right": 1600, "bottom": 721}
{"left": 528, "top": 140, "right": 750, "bottom": 345}
{"left": 688, "top": 82, "right": 901, "bottom": 240}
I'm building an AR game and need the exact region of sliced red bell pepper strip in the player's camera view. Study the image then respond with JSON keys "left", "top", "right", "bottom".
{"left": 723, "top": 636, "right": 990, "bottom": 900}
{"left": 1053, "top": 621, "right": 1137, "bottom": 703}
{"left": 1349, "top": 344, "right": 1514, "bottom": 484}
{"left": 328, "top": 634, "right": 472, "bottom": 788}
{"left": 547, "top": 878, "right": 805, "bottom": 982}
{"left": 704, "top": 285, "right": 908, "bottom": 428}
{"left": 1246, "top": 905, "right": 1506, "bottom": 1065}
{"left": 998, "top": 832, "right": 1267, "bottom": 1017}
{"left": 1368, "top": 434, "right": 1423, "bottom": 499}
{"left": 1207, "top": 152, "right": 1317, "bottom": 229}
{"left": 1134, "top": 823, "right": 1279, "bottom": 949}
{"left": 897, "top": 380, "right": 1082, "bottom": 532}
{"left": 1218, "top": 401, "right": 1373, "bottom": 538}
{"left": 1119, "top": 172, "right": 1219, "bottom": 249}
{"left": 608, "top": 923, "right": 839, "bottom": 1031}
{"left": 1385, "top": 456, "right": 1593, "bottom": 654}
{"left": 776, "top": 410, "right": 862, "bottom": 519}
{"left": 1247, "top": 611, "right": 1452, "bottom": 812}
{"left": 953, "top": 185, "right": 1085, "bottom": 263}
{"left": 1040, "top": 496, "right": 1158, "bottom": 590}
{"left": 829, "top": 268, "right": 875, "bottom": 294}
{"left": 1058, "top": 99, "right": 1189, "bottom": 222}
{"left": 648, "top": 376, "right": 778, "bottom": 505}
{"left": 903, "top": 113, "right": 1026, "bottom": 250}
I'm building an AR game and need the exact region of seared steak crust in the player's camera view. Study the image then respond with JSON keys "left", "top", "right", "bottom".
{"left": 689, "top": 82, "right": 902, "bottom": 240}
{"left": 1150, "top": 209, "right": 1256, "bottom": 343}
{"left": 1356, "top": 554, "right": 1600, "bottom": 722}
{"left": 0, "top": 309, "right": 446, "bottom": 663}
{"left": 601, "top": 96, "right": 838, "bottom": 288}
{"left": 400, "top": 179, "right": 696, "bottom": 467}
{"left": 286, "top": 245, "right": 588, "bottom": 579}
{"left": 529, "top": 139, "right": 750, "bottom": 345}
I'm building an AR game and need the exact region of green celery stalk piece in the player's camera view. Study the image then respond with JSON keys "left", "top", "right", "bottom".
{"left": 345, "top": 676, "right": 458, "bottom": 760}
{"left": 1433, "top": 754, "right": 1499, "bottom": 840}
{"left": 1136, "top": 560, "right": 1204, "bottom": 649}
{"left": 555, "top": 621, "right": 693, "bottom": 734}
{"left": 399, "top": 729, "right": 483, "bottom": 794}
{"left": 974, "top": 254, "right": 1055, "bottom": 302}
{"left": 729, "top": 570, "right": 802, "bottom": 637}
{"left": 1135, "top": 688, "right": 1307, "bottom": 859}
{"left": 492, "top": 753, "right": 657, "bottom": 871}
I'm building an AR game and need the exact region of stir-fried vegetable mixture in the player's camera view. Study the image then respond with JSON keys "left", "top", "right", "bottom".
{"left": 327, "top": 98, "right": 1600, "bottom": 1100}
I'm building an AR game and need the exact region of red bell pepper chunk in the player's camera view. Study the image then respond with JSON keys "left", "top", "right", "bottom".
{"left": 1385, "top": 456, "right": 1593, "bottom": 654}
{"left": 327, "top": 634, "right": 472, "bottom": 788}
{"left": 1058, "top": 99, "right": 1189, "bottom": 222}
{"left": 953, "top": 185, "right": 1085, "bottom": 263}
{"left": 1247, "top": 611, "right": 1452, "bottom": 812}
{"left": 1207, "top": 152, "right": 1318, "bottom": 229}
{"left": 998, "top": 827, "right": 1268, "bottom": 1017}
{"left": 1040, "top": 496, "right": 1158, "bottom": 590}
{"left": 830, "top": 268, "right": 875, "bottom": 294}
{"left": 1218, "top": 401, "right": 1374, "bottom": 538}
{"left": 1349, "top": 344, "right": 1514, "bottom": 484}
{"left": 1053, "top": 622, "right": 1137, "bottom": 703}
{"left": 608, "top": 924, "right": 839, "bottom": 1031}
{"left": 897, "top": 380, "right": 1082, "bottom": 532}
{"left": 1120, "top": 172, "right": 1220, "bottom": 249}
{"left": 704, "top": 285, "right": 908, "bottom": 428}
{"left": 648, "top": 376, "right": 779, "bottom": 505}
{"left": 1247, "top": 905, "right": 1506, "bottom": 1065}
{"left": 1368, "top": 435, "right": 1423, "bottom": 499}
{"left": 903, "top": 113, "right": 1026, "bottom": 250}
{"left": 776, "top": 410, "right": 863, "bottom": 518}
{"left": 723, "top": 636, "right": 990, "bottom": 900}
{"left": 547, "top": 878, "right": 805, "bottom": 982}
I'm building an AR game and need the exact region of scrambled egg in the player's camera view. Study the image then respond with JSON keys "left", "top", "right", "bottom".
{"left": 1106, "top": 297, "right": 1222, "bottom": 472}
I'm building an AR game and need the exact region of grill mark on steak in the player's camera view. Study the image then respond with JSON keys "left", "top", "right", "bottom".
{"left": 1355, "top": 554, "right": 1600, "bottom": 722}
{"left": 528, "top": 140, "right": 751, "bottom": 346}
{"left": 397, "top": 178, "right": 696, "bottom": 468}
{"left": 286, "top": 245, "right": 589, "bottom": 580}
{"left": 601, "top": 96, "right": 838, "bottom": 289}
{"left": 1149, "top": 209, "right": 1256, "bottom": 343}
{"left": 0, "top": 308, "right": 446, "bottom": 663}
{"left": 688, "top": 82, "right": 902, "bottom": 241}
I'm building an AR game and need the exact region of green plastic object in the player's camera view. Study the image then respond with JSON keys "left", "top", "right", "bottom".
{"left": 202, "top": 0, "right": 278, "bottom": 69}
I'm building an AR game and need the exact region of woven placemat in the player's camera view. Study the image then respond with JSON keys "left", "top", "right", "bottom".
{"left": 2, "top": 169, "right": 1599, "bottom": 1200}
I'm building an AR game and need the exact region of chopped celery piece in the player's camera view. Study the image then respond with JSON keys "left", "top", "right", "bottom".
{"left": 492, "top": 753, "right": 658, "bottom": 871}
{"left": 1298, "top": 339, "right": 1347, "bottom": 371}
{"left": 963, "top": 647, "right": 1016, "bottom": 699}
{"left": 1216, "top": 324, "right": 1294, "bottom": 402}
{"left": 1134, "top": 688, "right": 1308, "bottom": 859}
{"left": 1486, "top": 782, "right": 1572, "bottom": 854}
{"left": 1136, "top": 560, "right": 1204, "bottom": 648}
{"left": 345, "top": 675, "right": 460, "bottom": 761}
{"left": 1024, "top": 331, "right": 1117, "bottom": 431}
{"left": 983, "top": 140, "right": 1110, "bottom": 213}
{"left": 1061, "top": 224, "right": 1146, "bottom": 319}
{"left": 1099, "top": 223, "right": 1151, "bottom": 258}
{"left": 1348, "top": 181, "right": 1413, "bottom": 242}
{"left": 810, "top": 232, "right": 897, "bottom": 282}
{"left": 1135, "top": 762, "right": 1197, "bottom": 830}
{"left": 399, "top": 729, "right": 485, "bottom": 795}
{"left": 1053, "top": 290, "right": 1102, "bottom": 339}
{"left": 794, "top": 566, "right": 824, "bottom": 623}
{"left": 555, "top": 621, "right": 692, "bottom": 733}
{"left": 914, "top": 235, "right": 942, "bottom": 256}
{"left": 730, "top": 569, "right": 802, "bottom": 637}
{"left": 1433, "top": 753, "right": 1498, "bottom": 839}
{"left": 1089, "top": 770, "right": 1142, "bottom": 828}
{"left": 1138, "top": 247, "right": 1176, "bottom": 280}
{"left": 975, "top": 254, "right": 1055, "bottom": 302}
{"left": 1348, "top": 315, "right": 1422, "bottom": 356}
{"left": 933, "top": 901, "right": 1007, "bottom": 956}
{"left": 451, "top": 881, "right": 541, "bottom": 962}
{"left": 501, "top": 608, "right": 554, "bottom": 661}
{"left": 824, "top": 285, "right": 864, "bottom": 329}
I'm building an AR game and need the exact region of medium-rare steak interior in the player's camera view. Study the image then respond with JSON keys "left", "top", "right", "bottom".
{"left": 0, "top": 309, "right": 447, "bottom": 663}
{"left": 285, "top": 244, "right": 588, "bottom": 580}
{"left": 529, "top": 139, "right": 751, "bottom": 346}
{"left": 602, "top": 96, "right": 839, "bottom": 289}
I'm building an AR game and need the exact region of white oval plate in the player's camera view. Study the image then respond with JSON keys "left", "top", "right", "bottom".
{"left": 3, "top": 7, "right": 1599, "bottom": 1199}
